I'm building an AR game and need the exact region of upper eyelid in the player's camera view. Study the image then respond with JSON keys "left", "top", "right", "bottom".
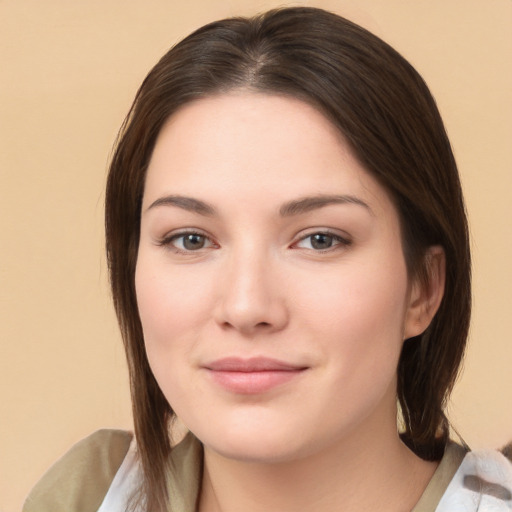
{"left": 155, "top": 227, "right": 352, "bottom": 247}
{"left": 162, "top": 227, "right": 211, "bottom": 238}
{"left": 157, "top": 228, "right": 215, "bottom": 246}
{"left": 158, "top": 231, "right": 218, "bottom": 255}
{"left": 290, "top": 229, "right": 353, "bottom": 251}
{"left": 293, "top": 227, "right": 352, "bottom": 241}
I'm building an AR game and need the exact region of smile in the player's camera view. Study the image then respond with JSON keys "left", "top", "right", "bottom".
{"left": 203, "top": 357, "right": 308, "bottom": 394}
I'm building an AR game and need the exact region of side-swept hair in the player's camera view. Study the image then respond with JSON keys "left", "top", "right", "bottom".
{"left": 106, "top": 7, "right": 471, "bottom": 510}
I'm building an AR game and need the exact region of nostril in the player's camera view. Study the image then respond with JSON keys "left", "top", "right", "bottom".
{"left": 214, "top": 293, "right": 289, "bottom": 333}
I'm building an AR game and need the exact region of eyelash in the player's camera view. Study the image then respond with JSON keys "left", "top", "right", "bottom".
{"left": 292, "top": 230, "right": 352, "bottom": 252}
{"left": 156, "top": 229, "right": 352, "bottom": 254}
{"left": 157, "top": 229, "right": 216, "bottom": 254}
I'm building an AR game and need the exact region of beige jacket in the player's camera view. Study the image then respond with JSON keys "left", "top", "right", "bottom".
{"left": 23, "top": 429, "right": 510, "bottom": 512}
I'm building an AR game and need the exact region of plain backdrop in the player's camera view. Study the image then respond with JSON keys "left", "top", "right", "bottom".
{"left": 1, "top": 1, "right": 511, "bottom": 510}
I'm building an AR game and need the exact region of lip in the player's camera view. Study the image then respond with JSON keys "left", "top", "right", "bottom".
{"left": 203, "top": 357, "right": 308, "bottom": 394}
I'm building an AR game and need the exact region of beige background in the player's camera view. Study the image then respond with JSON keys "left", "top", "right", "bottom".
{"left": 1, "top": 0, "right": 511, "bottom": 510}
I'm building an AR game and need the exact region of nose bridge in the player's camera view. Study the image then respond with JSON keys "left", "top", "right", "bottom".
{"left": 215, "top": 238, "right": 287, "bottom": 333}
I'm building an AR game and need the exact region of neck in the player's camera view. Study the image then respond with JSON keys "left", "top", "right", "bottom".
{"left": 198, "top": 413, "right": 437, "bottom": 512}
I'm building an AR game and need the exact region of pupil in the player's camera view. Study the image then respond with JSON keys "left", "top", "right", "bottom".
{"left": 311, "top": 233, "right": 332, "bottom": 250}
{"left": 183, "top": 234, "right": 205, "bottom": 250}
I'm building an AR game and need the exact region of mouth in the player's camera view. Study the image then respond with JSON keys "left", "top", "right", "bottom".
{"left": 203, "top": 357, "right": 309, "bottom": 394}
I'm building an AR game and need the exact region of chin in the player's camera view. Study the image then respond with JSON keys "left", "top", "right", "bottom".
{"left": 191, "top": 415, "right": 321, "bottom": 465}
{"left": 206, "top": 435, "right": 305, "bottom": 464}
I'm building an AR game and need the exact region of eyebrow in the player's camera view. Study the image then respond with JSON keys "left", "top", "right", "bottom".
{"left": 146, "top": 195, "right": 216, "bottom": 215}
{"left": 279, "top": 194, "right": 372, "bottom": 216}
{"left": 145, "top": 193, "right": 372, "bottom": 217}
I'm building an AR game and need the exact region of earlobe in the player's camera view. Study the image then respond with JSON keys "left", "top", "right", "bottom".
{"left": 403, "top": 246, "right": 446, "bottom": 340}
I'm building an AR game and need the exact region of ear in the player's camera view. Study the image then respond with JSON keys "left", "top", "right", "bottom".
{"left": 403, "top": 246, "right": 446, "bottom": 340}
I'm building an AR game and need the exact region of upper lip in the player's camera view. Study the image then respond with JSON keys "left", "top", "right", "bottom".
{"left": 204, "top": 357, "right": 307, "bottom": 372}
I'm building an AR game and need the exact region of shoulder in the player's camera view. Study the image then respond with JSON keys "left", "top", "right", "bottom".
{"left": 23, "top": 429, "right": 133, "bottom": 512}
{"left": 436, "top": 448, "right": 512, "bottom": 511}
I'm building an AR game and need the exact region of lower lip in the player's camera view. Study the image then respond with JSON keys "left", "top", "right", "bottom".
{"left": 206, "top": 369, "right": 305, "bottom": 394}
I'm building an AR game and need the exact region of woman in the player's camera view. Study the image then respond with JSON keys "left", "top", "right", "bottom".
{"left": 24, "top": 7, "right": 512, "bottom": 512}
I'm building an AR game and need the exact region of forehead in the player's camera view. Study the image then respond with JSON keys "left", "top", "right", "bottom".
{"left": 143, "top": 93, "right": 395, "bottom": 218}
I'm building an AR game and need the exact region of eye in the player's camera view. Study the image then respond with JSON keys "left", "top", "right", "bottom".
{"left": 294, "top": 231, "right": 351, "bottom": 251}
{"left": 160, "top": 231, "right": 216, "bottom": 252}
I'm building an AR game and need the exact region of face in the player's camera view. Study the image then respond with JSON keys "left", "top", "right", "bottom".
{"left": 136, "top": 93, "right": 421, "bottom": 463}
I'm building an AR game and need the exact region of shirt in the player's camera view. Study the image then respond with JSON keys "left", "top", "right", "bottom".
{"left": 23, "top": 429, "right": 512, "bottom": 511}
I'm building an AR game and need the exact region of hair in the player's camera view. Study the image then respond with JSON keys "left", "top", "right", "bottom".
{"left": 105, "top": 6, "right": 471, "bottom": 510}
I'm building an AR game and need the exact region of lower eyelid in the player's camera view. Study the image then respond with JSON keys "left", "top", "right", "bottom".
{"left": 155, "top": 230, "right": 212, "bottom": 248}
{"left": 155, "top": 230, "right": 351, "bottom": 251}
{"left": 293, "top": 232, "right": 352, "bottom": 248}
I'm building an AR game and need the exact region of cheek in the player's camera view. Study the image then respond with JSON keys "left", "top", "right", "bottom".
{"left": 297, "top": 258, "right": 408, "bottom": 335}
{"left": 134, "top": 262, "right": 211, "bottom": 417}
{"left": 136, "top": 258, "right": 209, "bottom": 337}
{"left": 294, "top": 257, "right": 409, "bottom": 379}
{"left": 291, "top": 261, "right": 409, "bottom": 431}
{"left": 134, "top": 258, "right": 215, "bottom": 390}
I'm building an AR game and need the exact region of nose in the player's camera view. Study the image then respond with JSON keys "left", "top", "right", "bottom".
{"left": 213, "top": 248, "right": 289, "bottom": 336}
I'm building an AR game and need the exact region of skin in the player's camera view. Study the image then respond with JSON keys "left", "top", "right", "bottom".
{"left": 136, "top": 93, "right": 445, "bottom": 512}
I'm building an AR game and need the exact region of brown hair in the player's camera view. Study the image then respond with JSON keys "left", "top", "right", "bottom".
{"left": 106, "top": 7, "right": 470, "bottom": 509}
